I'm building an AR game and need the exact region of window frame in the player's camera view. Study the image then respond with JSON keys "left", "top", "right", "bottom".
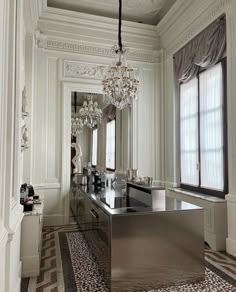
{"left": 91, "top": 126, "right": 98, "bottom": 167}
{"left": 106, "top": 118, "right": 116, "bottom": 172}
{"left": 179, "top": 58, "right": 228, "bottom": 198}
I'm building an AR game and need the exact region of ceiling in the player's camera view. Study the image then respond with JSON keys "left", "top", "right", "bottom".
{"left": 47, "top": 0, "right": 177, "bottom": 25}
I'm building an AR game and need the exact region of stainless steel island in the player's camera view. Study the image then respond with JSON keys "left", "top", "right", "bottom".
{"left": 70, "top": 182, "right": 205, "bottom": 292}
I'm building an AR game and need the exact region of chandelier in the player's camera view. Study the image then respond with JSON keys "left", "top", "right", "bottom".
{"left": 79, "top": 96, "right": 102, "bottom": 128}
{"left": 71, "top": 113, "right": 83, "bottom": 137}
{"left": 102, "top": 0, "right": 139, "bottom": 110}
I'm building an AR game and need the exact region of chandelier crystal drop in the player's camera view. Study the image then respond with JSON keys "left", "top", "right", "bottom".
{"left": 79, "top": 96, "right": 102, "bottom": 129}
{"left": 102, "top": 0, "right": 139, "bottom": 110}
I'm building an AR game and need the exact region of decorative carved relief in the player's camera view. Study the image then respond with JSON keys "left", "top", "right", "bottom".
{"left": 64, "top": 61, "right": 106, "bottom": 79}
{"left": 38, "top": 38, "right": 161, "bottom": 63}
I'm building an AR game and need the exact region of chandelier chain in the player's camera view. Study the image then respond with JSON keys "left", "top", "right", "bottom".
{"left": 102, "top": 0, "right": 139, "bottom": 110}
{"left": 118, "top": 0, "right": 122, "bottom": 51}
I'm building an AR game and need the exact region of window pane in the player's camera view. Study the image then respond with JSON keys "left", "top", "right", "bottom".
{"left": 106, "top": 120, "right": 116, "bottom": 170}
{"left": 92, "top": 129, "right": 97, "bottom": 166}
{"left": 180, "top": 78, "right": 199, "bottom": 186}
{"left": 199, "top": 63, "right": 224, "bottom": 190}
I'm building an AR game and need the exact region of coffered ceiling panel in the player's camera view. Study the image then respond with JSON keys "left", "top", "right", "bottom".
{"left": 47, "top": 0, "right": 177, "bottom": 25}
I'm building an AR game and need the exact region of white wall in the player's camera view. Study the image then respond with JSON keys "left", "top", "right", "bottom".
{"left": 158, "top": 0, "right": 236, "bottom": 256}
{"left": 27, "top": 47, "right": 160, "bottom": 225}
{"left": 21, "top": 4, "right": 162, "bottom": 226}
{"left": 0, "top": 0, "right": 25, "bottom": 291}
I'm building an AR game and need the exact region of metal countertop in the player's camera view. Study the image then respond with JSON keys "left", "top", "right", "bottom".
{"left": 72, "top": 183, "right": 202, "bottom": 217}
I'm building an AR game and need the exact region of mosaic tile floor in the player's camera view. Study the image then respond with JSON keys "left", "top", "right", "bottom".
{"left": 23, "top": 222, "right": 236, "bottom": 292}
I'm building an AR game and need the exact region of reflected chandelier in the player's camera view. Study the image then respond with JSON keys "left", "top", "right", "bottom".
{"left": 102, "top": 0, "right": 139, "bottom": 110}
{"left": 71, "top": 113, "right": 83, "bottom": 137}
{"left": 79, "top": 96, "right": 102, "bottom": 129}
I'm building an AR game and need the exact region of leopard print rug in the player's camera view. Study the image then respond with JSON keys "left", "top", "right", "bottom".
{"left": 63, "top": 230, "right": 236, "bottom": 292}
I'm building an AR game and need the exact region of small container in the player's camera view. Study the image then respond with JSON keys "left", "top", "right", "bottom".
{"left": 127, "top": 169, "right": 133, "bottom": 181}
{"left": 147, "top": 177, "right": 153, "bottom": 186}
{"left": 132, "top": 169, "right": 138, "bottom": 181}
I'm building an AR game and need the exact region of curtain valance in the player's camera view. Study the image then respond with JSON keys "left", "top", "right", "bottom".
{"left": 174, "top": 16, "right": 226, "bottom": 83}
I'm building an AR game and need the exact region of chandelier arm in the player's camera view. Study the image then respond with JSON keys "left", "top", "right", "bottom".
{"left": 118, "top": 0, "right": 122, "bottom": 51}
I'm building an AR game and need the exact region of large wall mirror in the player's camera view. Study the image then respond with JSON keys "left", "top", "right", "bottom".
{"left": 71, "top": 92, "right": 131, "bottom": 176}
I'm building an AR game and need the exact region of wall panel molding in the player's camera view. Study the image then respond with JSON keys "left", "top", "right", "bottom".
{"left": 64, "top": 60, "right": 106, "bottom": 79}
{"left": 45, "top": 56, "right": 61, "bottom": 184}
{"left": 226, "top": 11, "right": 236, "bottom": 194}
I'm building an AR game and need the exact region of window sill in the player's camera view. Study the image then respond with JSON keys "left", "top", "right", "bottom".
{"left": 168, "top": 187, "right": 226, "bottom": 203}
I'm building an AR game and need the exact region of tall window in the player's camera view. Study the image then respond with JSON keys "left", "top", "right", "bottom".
{"left": 106, "top": 119, "right": 116, "bottom": 171}
{"left": 180, "top": 61, "right": 227, "bottom": 196}
{"left": 92, "top": 128, "right": 97, "bottom": 166}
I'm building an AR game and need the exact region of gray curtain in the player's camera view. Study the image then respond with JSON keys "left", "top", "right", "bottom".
{"left": 103, "top": 104, "right": 116, "bottom": 122}
{"left": 174, "top": 16, "right": 226, "bottom": 83}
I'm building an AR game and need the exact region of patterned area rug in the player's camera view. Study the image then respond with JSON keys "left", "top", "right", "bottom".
{"left": 59, "top": 228, "right": 236, "bottom": 292}
{"left": 25, "top": 224, "right": 236, "bottom": 292}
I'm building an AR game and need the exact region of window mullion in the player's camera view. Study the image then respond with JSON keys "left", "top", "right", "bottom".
{"left": 198, "top": 75, "right": 201, "bottom": 188}
{"left": 222, "top": 59, "right": 228, "bottom": 194}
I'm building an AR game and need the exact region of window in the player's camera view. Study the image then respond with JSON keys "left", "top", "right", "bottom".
{"left": 180, "top": 61, "right": 227, "bottom": 196}
{"left": 92, "top": 128, "right": 98, "bottom": 166}
{"left": 106, "top": 119, "right": 116, "bottom": 171}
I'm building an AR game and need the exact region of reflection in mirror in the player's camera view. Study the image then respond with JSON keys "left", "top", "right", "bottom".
{"left": 71, "top": 92, "right": 131, "bottom": 177}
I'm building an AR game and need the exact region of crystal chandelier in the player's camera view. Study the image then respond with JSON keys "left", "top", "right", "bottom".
{"left": 71, "top": 113, "right": 83, "bottom": 137}
{"left": 102, "top": 0, "right": 139, "bottom": 110}
{"left": 79, "top": 96, "right": 102, "bottom": 128}
{"left": 71, "top": 93, "right": 83, "bottom": 137}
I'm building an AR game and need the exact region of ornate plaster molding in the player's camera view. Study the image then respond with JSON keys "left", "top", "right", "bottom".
{"left": 38, "top": 36, "right": 161, "bottom": 63}
{"left": 64, "top": 61, "right": 106, "bottom": 79}
{"left": 164, "top": 0, "right": 234, "bottom": 58}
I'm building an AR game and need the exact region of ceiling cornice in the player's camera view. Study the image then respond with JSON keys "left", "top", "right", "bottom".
{"left": 35, "top": 3, "right": 160, "bottom": 52}
{"left": 36, "top": 34, "right": 162, "bottom": 63}
{"left": 156, "top": 0, "right": 196, "bottom": 36}
{"left": 39, "top": 6, "right": 158, "bottom": 39}
{"left": 158, "top": 0, "right": 235, "bottom": 58}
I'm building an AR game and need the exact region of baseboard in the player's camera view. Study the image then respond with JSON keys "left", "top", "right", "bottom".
{"left": 226, "top": 237, "right": 236, "bottom": 257}
{"left": 205, "top": 231, "right": 226, "bottom": 251}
